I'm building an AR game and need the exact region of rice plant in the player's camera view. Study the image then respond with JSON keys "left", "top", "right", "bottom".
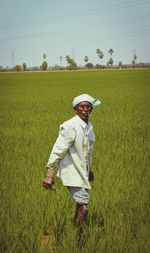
{"left": 0, "top": 70, "right": 149, "bottom": 252}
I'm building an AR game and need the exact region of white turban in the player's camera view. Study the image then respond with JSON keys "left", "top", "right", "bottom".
{"left": 72, "top": 94, "right": 101, "bottom": 108}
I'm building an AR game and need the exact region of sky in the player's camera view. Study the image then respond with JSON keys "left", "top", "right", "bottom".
{"left": 0, "top": 0, "right": 150, "bottom": 68}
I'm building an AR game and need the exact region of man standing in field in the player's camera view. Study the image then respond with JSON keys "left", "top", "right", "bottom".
{"left": 42, "top": 94, "right": 101, "bottom": 224}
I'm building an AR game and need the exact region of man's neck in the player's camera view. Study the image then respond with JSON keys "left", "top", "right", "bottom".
{"left": 79, "top": 116, "right": 88, "bottom": 124}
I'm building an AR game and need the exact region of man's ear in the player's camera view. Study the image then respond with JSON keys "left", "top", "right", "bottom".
{"left": 73, "top": 106, "right": 78, "bottom": 113}
{"left": 88, "top": 108, "right": 93, "bottom": 115}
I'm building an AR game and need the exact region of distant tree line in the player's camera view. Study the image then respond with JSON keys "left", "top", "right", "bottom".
{"left": 1, "top": 48, "right": 149, "bottom": 72}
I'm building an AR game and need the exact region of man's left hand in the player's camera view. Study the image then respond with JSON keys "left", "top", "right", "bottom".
{"left": 89, "top": 170, "right": 94, "bottom": 182}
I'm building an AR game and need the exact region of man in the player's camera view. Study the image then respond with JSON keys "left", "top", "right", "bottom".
{"left": 42, "top": 94, "right": 101, "bottom": 224}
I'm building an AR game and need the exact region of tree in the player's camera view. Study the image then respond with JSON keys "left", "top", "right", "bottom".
{"left": 96, "top": 49, "right": 101, "bottom": 55}
{"left": 85, "top": 62, "right": 93, "bottom": 69}
{"left": 65, "top": 55, "right": 71, "bottom": 65}
{"left": 108, "top": 58, "right": 113, "bottom": 66}
{"left": 15, "top": 65, "right": 22, "bottom": 72}
{"left": 95, "top": 64, "right": 103, "bottom": 69}
{"left": 99, "top": 51, "right": 104, "bottom": 63}
{"left": 108, "top": 49, "right": 114, "bottom": 67}
{"left": 22, "top": 62, "right": 27, "bottom": 71}
{"left": 84, "top": 56, "right": 89, "bottom": 63}
{"left": 41, "top": 61, "right": 48, "bottom": 71}
{"left": 65, "top": 55, "right": 77, "bottom": 70}
{"left": 43, "top": 54, "right": 46, "bottom": 60}
{"left": 108, "top": 49, "right": 114, "bottom": 56}
{"left": 96, "top": 49, "right": 104, "bottom": 64}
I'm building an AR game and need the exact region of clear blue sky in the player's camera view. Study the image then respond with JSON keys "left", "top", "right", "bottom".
{"left": 0, "top": 0, "right": 150, "bottom": 68}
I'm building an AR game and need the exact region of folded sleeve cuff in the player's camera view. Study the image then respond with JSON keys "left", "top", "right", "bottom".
{"left": 47, "top": 168, "right": 55, "bottom": 178}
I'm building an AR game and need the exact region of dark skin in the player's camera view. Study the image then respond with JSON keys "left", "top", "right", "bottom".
{"left": 42, "top": 101, "right": 94, "bottom": 189}
{"left": 74, "top": 101, "right": 93, "bottom": 123}
{"left": 42, "top": 176, "right": 54, "bottom": 190}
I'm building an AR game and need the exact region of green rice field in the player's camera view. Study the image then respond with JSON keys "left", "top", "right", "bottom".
{"left": 0, "top": 69, "right": 150, "bottom": 253}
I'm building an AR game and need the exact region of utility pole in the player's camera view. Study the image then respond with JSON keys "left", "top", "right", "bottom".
{"left": 60, "top": 56, "right": 63, "bottom": 67}
{"left": 133, "top": 49, "right": 137, "bottom": 64}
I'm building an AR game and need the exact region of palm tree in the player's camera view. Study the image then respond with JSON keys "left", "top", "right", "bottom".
{"left": 43, "top": 54, "right": 46, "bottom": 60}
{"left": 96, "top": 49, "right": 101, "bottom": 55}
{"left": 65, "top": 55, "right": 71, "bottom": 66}
{"left": 65, "top": 55, "right": 77, "bottom": 70}
{"left": 96, "top": 49, "right": 104, "bottom": 64}
{"left": 84, "top": 56, "right": 89, "bottom": 63}
{"left": 108, "top": 49, "right": 114, "bottom": 67}
{"left": 99, "top": 51, "right": 104, "bottom": 64}
{"left": 108, "top": 49, "right": 114, "bottom": 56}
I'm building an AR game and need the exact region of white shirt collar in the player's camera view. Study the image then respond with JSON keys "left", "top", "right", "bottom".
{"left": 75, "top": 115, "right": 93, "bottom": 131}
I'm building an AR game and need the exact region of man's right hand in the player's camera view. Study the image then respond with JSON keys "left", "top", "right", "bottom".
{"left": 42, "top": 176, "right": 55, "bottom": 190}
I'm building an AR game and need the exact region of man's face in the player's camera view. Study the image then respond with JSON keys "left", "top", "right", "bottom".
{"left": 75, "top": 101, "right": 93, "bottom": 122}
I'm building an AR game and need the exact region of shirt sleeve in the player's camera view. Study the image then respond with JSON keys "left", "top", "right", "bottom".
{"left": 47, "top": 123, "right": 76, "bottom": 171}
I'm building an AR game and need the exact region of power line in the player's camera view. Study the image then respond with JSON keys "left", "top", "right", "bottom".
{"left": 0, "top": 14, "right": 150, "bottom": 43}
{"left": 0, "top": 0, "right": 150, "bottom": 29}
{"left": 1, "top": 29, "right": 150, "bottom": 52}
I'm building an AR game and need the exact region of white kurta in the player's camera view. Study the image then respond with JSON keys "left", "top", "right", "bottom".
{"left": 47, "top": 115, "right": 95, "bottom": 189}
